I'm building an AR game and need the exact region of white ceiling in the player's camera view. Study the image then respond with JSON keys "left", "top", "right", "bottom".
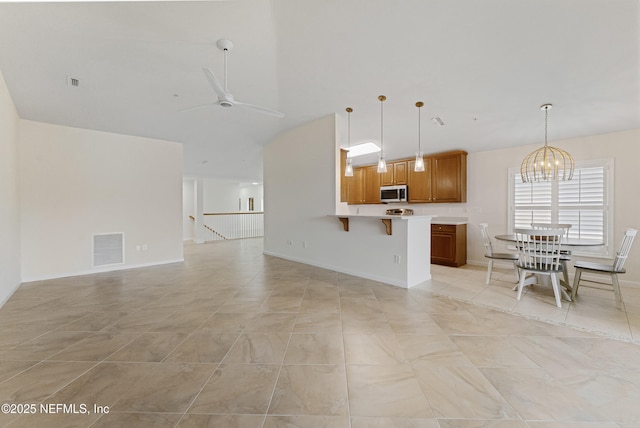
{"left": 0, "top": 0, "right": 638, "bottom": 182}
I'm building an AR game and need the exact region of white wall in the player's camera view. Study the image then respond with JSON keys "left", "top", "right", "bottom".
{"left": 203, "top": 178, "right": 242, "bottom": 212}
{"left": 0, "top": 70, "right": 21, "bottom": 305}
{"left": 465, "top": 129, "right": 640, "bottom": 284}
{"left": 183, "top": 178, "right": 196, "bottom": 240}
{"left": 240, "top": 184, "right": 264, "bottom": 211}
{"left": 264, "top": 114, "right": 430, "bottom": 286}
{"left": 19, "top": 120, "right": 184, "bottom": 281}
{"left": 182, "top": 179, "right": 264, "bottom": 241}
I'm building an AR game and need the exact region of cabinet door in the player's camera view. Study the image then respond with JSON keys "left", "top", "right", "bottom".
{"left": 363, "top": 166, "right": 381, "bottom": 203}
{"left": 380, "top": 163, "right": 394, "bottom": 186}
{"left": 431, "top": 229, "right": 456, "bottom": 264}
{"left": 394, "top": 161, "right": 408, "bottom": 185}
{"left": 432, "top": 152, "right": 467, "bottom": 202}
{"left": 340, "top": 149, "right": 348, "bottom": 202}
{"left": 347, "top": 167, "right": 364, "bottom": 204}
{"left": 431, "top": 224, "right": 467, "bottom": 267}
{"left": 407, "top": 158, "right": 432, "bottom": 202}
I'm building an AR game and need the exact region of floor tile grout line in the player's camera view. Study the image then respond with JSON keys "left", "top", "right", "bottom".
{"left": 175, "top": 288, "right": 258, "bottom": 424}
{"left": 260, "top": 279, "right": 308, "bottom": 426}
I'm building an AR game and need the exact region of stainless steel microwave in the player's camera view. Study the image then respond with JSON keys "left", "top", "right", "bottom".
{"left": 380, "top": 185, "right": 408, "bottom": 203}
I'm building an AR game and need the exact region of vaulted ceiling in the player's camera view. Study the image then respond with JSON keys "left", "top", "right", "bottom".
{"left": 0, "top": 0, "right": 637, "bottom": 182}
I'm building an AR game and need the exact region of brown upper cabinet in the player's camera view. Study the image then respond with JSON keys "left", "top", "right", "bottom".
{"left": 346, "top": 167, "right": 365, "bottom": 204}
{"left": 408, "top": 150, "right": 467, "bottom": 203}
{"left": 431, "top": 150, "right": 467, "bottom": 203}
{"left": 379, "top": 160, "right": 407, "bottom": 186}
{"left": 363, "top": 165, "right": 381, "bottom": 203}
{"left": 340, "top": 149, "right": 348, "bottom": 202}
{"left": 340, "top": 150, "right": 466, "bottom": 204}
{"left": 407, "top": 157, "right": 433, "bottom": 202}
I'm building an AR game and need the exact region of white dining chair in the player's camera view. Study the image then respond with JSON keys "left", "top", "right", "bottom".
{"left": 514, "top": 227, "right": 566, "bottom": 307}
{"left": 479, "top": 223, "right": 519, "bottom": 285}
{"left": 531, "top": 223, "right": 572, "bottom": 286}
{"left": 571, "top": 228, "right": 637, "bottom": 309}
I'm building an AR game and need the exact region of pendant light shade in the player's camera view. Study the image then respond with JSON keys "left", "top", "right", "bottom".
{"left": 345, "top": 107, "right": 354, "bottom": 177}
{"left": 377, "top": 95, "right": 387, "bottom": 173}
{"left": 520, "top": 104, "right": 574, "bottom": 183}
{"left": 414, "top": 101, "right": 425, "bottom": 172}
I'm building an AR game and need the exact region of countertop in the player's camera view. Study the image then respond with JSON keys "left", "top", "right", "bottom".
{"left": 332, "top": 214, "right": 467, "bottom": 224}
{"left": 429, "top": 216, "right": 469, "bottom": 225}
{"left": 332, "top": 214, "right": 436, "bottom": 220}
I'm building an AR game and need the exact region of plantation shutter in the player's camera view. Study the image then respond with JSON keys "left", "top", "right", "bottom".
{"left": 513, "top": 175, "right": 552, "bottom": 229}
{"left": 557, "top": 166, "right": 605, "bottom": 241}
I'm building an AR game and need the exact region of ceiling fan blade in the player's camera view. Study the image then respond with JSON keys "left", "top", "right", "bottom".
{"left": 178, "top": 101, "right": 218, "bottom": 113}
{"left": 201, "top": 67, "right": 227, "bottom": 98}
{"left": 234, "top": 101, "right": 285, "bottom": 118}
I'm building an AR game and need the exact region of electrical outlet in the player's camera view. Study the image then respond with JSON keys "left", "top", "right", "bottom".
{"left": 142, "top": 244, "right": 148, "bottom": 251}
{"left": 394, "top": 254, "right": 401, "bottom": 264}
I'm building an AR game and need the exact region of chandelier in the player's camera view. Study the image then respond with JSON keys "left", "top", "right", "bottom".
{"left": 520, "top": 104, "right": 574, "bottom": 183}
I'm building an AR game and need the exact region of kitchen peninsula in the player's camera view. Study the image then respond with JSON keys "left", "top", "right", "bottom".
{"left": 331, "top": 213, "right": 436, "bottom": 288}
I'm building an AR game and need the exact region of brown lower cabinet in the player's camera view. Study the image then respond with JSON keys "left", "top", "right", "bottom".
{"left": 431, "top": 224, "right": 467, "bottom": 267}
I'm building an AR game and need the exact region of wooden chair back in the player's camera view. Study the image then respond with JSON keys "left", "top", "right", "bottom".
{"left": 514, "top": 227, "right": 565, "bottom": 271}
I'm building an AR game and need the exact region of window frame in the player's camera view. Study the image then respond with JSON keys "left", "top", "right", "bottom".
{"left": 508, "top": 158, "right": 614, "bottom": 258}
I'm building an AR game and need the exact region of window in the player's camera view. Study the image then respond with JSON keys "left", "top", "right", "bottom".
{"left": 509, "top": 159, "right": 613, "bottom": 257}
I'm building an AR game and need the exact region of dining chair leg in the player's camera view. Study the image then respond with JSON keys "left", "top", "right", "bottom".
{"left": 571, "top": 268, "right": 582, "bottom": 301}
{"left": 512, "top": 262, "right": 520, "bottom": 282}
{"left": 560, "top": 260, "right": 569, "bottom": 286}
{"left": 486, "top": 259, "right": 494, "bottom": 285}
{"left": 516, "top": 270, "right": 527, "bottom": 301}
{"left": 550, "top": 274, "right": 562, "bottom": 308}
{"left": 611, "top": 273, "right": 623, "bottom": 310}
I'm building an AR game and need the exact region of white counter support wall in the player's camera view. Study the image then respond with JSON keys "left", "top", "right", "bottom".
{"left": 264, "top": 114, "right": 433, "bottom": 289}
{"left": 332, "top": 215, "right": 433, "bottom": 287}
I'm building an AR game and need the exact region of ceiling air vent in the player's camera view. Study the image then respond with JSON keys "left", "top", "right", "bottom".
{"left": 432, "top": 116, "right": 445, "bottom": 127}
{"left": 66, "top": 76, "right": 80, "bottom": 87}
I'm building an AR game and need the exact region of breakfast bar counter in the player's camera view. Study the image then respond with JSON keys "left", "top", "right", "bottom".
{"left": 329, "top": 214, "right": 436, "bottom": 288}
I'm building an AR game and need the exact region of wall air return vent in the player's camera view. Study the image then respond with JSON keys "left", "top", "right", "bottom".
{"left": 93, "top": 233, "right": 124, "bottom": 267}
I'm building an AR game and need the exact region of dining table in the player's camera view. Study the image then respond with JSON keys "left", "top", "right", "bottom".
{"left": 494, "top": 234, "right": 604, "bottom": 302}
{"left": 494, "top": 234, "right": 604, "bottom": 248}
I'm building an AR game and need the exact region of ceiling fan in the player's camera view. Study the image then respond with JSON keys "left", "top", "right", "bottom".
{"left": 181, "top": 39, "right": 285, "bottom": 118}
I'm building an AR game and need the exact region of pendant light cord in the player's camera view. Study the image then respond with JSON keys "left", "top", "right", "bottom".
{"left": 380, "top": 99, "right": 384, "bottom": 154}
{"left": 347, "top": 108, "right": 351, "bottom": 150}
{"left": 544, "top": 106, "right": 548, "bottom": 147}
{"left": 418, "top": 105, "right": 421, "bottom": 153}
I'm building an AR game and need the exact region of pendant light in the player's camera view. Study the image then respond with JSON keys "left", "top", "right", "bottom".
{"left": 520, "top": 104, "right": 574, "bottom": 183}
{"left": 344, "top": 107, "right": 354, "bottom": 177}
{"left": 377, "top": 95, "right": 387, "bottom": 173}
{"left": 414, "top": 101, "right": 425, "bottom": 172}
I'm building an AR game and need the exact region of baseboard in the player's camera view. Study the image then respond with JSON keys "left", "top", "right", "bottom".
{"left": 21, "top": 258, "right": 185, "bottom": 283}
{"left": 0, "top": 280, "right": 23, "bottom": 309}
{"left": 262, "top": 251, "right": 431, "bottom": 288}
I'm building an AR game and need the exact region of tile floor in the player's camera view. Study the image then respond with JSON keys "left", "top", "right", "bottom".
{"left": 1, "top": 238, "right": 640, "bottom": 427}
